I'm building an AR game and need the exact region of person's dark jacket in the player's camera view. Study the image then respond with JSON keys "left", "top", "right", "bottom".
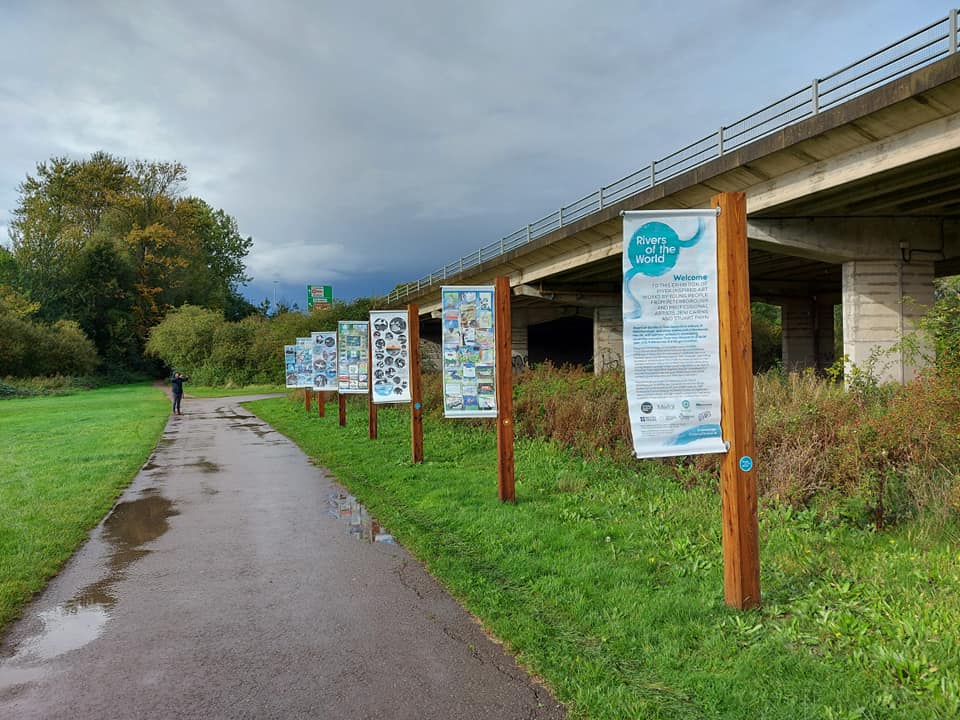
{"left": 171, "top": 375, "right": 189, "bottom": 395}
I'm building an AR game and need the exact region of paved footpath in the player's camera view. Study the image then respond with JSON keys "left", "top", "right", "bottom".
{"left": 0, "top": 396, "right": 565, "bottom": 720}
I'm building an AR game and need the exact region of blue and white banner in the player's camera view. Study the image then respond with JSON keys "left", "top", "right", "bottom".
{"left": 284, "top": 345, "right": 297, "bottom": 388}
{"left": 293, "top": 337, "right": 314, "bottom": 389}
{"left": 622, "top": 209, "right": 726, "bottom": 458}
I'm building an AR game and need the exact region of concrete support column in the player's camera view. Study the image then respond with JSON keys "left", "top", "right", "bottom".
{"left": 815, "top": 302, "right": 836, "bottom": 371}
{"left": 511, "top": 307, "right": 530, "bottom": 371}
{"left": 781, "top": 299, "right": 836, "bottom": 372}
{"left": 593, "top": 305, "right": 623, "bottom": 374}
{"left": 841, "top": 259, "right": 935, "bottom": 383}
{"left": 781, "top": 299, "right": 816, "bottom": 371}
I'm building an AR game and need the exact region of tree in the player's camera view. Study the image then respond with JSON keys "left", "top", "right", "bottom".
{"left": 6, "top": 152, "right": 254, "bottom": 373}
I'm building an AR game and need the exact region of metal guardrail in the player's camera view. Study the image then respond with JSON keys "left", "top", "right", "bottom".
{"left": 387, "top": 9, "right": 960, "bottom": 305}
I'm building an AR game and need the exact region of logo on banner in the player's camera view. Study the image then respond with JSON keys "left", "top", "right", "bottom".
{"left": 625, "top": 217, "right": 708, "bottom": 319}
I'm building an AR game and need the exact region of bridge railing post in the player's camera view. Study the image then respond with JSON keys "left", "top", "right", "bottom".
{"left": 950, "top": 9, "right": 957, "bottom": 55}
{"left": 812, "top": 78, "right": 820, "bottom": 114}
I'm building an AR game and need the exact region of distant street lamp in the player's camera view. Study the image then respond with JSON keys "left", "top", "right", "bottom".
{"left": 272, "top": 280, "right": 278, "bottom": 314}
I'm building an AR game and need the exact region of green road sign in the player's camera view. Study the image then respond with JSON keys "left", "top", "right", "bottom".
{"left": 307, "top": 285, "right": 333, "bottom": 311}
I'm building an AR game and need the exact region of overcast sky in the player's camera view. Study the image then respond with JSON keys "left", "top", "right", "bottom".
{"left": 0, "top": 0, "right": 951, "bottom": 307}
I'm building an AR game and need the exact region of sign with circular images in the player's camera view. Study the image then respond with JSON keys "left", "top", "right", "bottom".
{"left": 369, "top": 310, "right": 412, "bottom": 404}
{"left": 311, "top": 331, "right": 338, "bottom": 390}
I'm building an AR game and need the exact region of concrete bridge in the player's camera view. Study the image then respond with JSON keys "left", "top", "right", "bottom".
{"left": 388, "top": 12, "right": 960, "bottom": 382}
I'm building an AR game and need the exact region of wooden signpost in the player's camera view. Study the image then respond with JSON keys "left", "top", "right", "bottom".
{"left": 368, "top": 323, "right": 378, "bottom": 440}
{"left": 338, "top": 394, "right": 346, "bottom": 427}
{"left": 304, "top": 389, "right": 312, "bottom": 414}
{"left": 408, "top": 304, "right": 424, "bottom": 464}
{"left": 495, "top": 277, "right": 515, "bottom": 503}
{"left": 713, "top": 191, "right": 760, "bottom": 610}
{"left": 318, "top": 391, "right": 325, "bottom": 417}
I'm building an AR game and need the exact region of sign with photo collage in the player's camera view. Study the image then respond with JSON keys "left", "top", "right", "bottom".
{"left": 311, "top": 331, "right": 338, "bottom": 390}
{"left": 441, "top": 285, "right": 497, "bottom": 418}
{"left": 293, "top": 337, "right": 314, "bottom": 388}
{"left": 284, "top": 344, "right": 297, "bottom": 388}
{"left": 370, "top": 311, "right": 411, "bottom": 403}
{"left": 336, "top": 320, "right": 369, "bottom": 394}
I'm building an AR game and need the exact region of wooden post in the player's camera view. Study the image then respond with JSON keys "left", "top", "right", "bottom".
{"left": 408, "top": 304, "right": 424, "bottom": 463}
{"left": 712, "top": 191, "right": 760, "bottom": 610}
{"left": 338, "top": 393, "right": 347, "bottom": 427}
{"left": 368, "top": 324, "right": 378, "bottom": 440}
{"left": 305, "top": 389, "right": 312, "bottom": 413}
{"left": 495, "top": 276, "right": 515, "bottom": 502}
{"left": 318, "top": 391, "right": 325, "bottom": 417}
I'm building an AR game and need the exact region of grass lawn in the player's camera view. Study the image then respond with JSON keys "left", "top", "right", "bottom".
{"left": 247, "top": 396, "right": 960, "bottom": 720}
{"left": 0, "top": 384, "right": 170, "bottom": 629}
{"left": 185, "top": 384, "right": 286, "bottom": 398}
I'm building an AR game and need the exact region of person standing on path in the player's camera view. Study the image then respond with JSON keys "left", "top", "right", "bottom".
{"left": 170, "top": 371, "right": 189, "bottom": 415}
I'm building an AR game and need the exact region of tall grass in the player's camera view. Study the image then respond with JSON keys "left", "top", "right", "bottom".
{"left": 462, "top": 364, "right": 960, "bottom": 527}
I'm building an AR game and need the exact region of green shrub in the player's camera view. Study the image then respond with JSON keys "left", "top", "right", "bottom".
{"left": 145, "top": 304, "right": 224, "bottom": 376}
{"left": 0, "top": 313, "right": 98, "bottom": 378}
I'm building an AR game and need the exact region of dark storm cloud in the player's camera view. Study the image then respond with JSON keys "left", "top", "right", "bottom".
{"left": 0, "top": 0, "right": 950, "bottom": 303}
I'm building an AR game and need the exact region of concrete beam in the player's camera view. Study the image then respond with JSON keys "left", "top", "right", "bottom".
{"left": 513, "top": 284, "right": 620, "bottom": 307}
{"left": 747, "top": 111, "right": 960, "bottom": 214}
{"left": 748, "top": 217, "right": 958, "bottom": 263}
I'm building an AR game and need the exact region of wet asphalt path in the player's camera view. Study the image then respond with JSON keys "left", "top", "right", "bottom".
{"left": 0, "top": 396, "right": 565, "bottom": 719}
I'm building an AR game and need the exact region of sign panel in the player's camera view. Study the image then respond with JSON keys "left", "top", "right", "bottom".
{"left": 293, "top": 337, "right": 315, "bottom": 388}
{"left": 441, "top": 286, "right": 497, "bottom": 418}
{"left": 284, "top": 344, "right": 297, "bottom": 388}
{"left": 336, "top": 320, "right": 369, "bottom": 394}
{"left": 370, "top": 311, "right": 411, "bottom": 403}
{"left": 311, "top": 331, "right": 338, "bottom": 390}
{"left": 307, "top": 285, "right": 333, "bottom": 311}
{"left": 622, "top": 209, "right": 725, "bottom": 458}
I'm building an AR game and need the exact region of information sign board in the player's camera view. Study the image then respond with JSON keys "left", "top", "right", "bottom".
{"left": 440, "top": 285, "right": 497, "bottom": 418}
{"left": 622, "top": 209, "right": 725, "bottom": 458}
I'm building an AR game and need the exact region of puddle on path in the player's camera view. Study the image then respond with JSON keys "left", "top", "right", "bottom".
{"left": 229, "top": 421, "right": 280, "bottom": 441}
{"left": 328, "top": 493, "right": 395, "bottom": 544}
{"left": 0, "top": 494, "right": 177, "bottom": 689}
{"left": 185, "top": 459, "right": 221, "bottom": 474}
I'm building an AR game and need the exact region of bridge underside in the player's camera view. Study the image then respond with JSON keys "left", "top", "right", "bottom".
{"left": 407, "top": 54, "right": 960, "bottom": 382}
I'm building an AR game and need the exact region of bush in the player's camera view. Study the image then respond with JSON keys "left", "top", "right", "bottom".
{"left": 145, "top": 304, "right": 224, "bottom": 376}
{"left": 514, "top": 363, "right": 632, "bottom": 464}
{"left": 0, "top": 313, "right": 98, "bottom": 378}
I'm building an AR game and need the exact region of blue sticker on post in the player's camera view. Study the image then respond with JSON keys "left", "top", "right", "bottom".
{"left": 414, "top": 402, "right": 422, "bottom": 410}
{"left": 739, "top": 456, "right": 754, "bottom": 472}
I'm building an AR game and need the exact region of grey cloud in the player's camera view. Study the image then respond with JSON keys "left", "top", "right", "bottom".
{"left": 0, "top": 0, "right": 950, "bottom": 302}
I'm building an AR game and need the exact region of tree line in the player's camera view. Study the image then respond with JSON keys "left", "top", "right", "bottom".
{"left": 1, "top": 152, "right": 256, "bottom": 377}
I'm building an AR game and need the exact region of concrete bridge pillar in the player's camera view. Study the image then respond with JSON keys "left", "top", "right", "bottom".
{"left": 781, "top": 299, "right": 816, "bottom": 371}
{"left": 593, "top": 306, "right": 623, "bottom": 374}
{"left": 782, "top": 299, "right": 836, "bottom": 372}
{"left": 841, "top": 259, "right": 935, "bottom": 383}
{"left": 511, "top": 307, "right": 530, "bottom": 371}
